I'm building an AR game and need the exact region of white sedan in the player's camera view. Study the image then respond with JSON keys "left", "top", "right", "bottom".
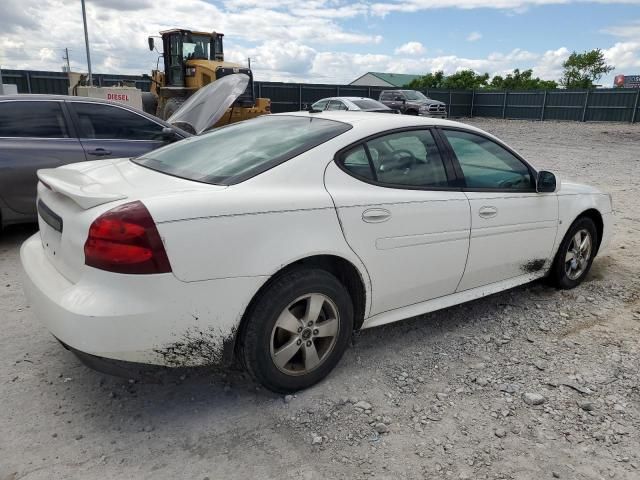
{"left": 21, "top": 112, "right": 613, "bottom": 393}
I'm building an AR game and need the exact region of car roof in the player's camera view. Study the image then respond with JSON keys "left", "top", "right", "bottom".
{"left": 276, "top": 110, "right": 472, "bottom": 130}
{"left": 314, "top": 97, "right": 382, "bottom": 102}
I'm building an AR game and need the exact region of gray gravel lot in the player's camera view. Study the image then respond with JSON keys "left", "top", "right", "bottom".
{"left": 1, "top": 118, "right": 639, "bottom": 480}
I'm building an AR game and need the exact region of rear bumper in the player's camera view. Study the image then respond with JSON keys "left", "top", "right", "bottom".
{"left": 20, "top": 233, "right": 266, "bottom": 367}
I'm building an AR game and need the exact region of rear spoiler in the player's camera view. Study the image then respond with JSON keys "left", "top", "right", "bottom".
{"left": 37, "top": 168, "right": 127, "bottom": 210}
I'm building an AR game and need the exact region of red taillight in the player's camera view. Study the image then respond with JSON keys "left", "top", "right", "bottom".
{"left": 84, "top": 201, "right": 172, "bottom": 274}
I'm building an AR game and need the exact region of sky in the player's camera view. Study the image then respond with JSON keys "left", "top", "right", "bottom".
{"left": 1, "top": 0, "right": 639, "bottom": 86}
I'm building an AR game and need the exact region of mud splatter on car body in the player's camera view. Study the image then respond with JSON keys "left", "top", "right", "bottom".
{"left": 521, "top": 258, "right": 547, "bottom": 274}
{"left": 154, "top": 327, "right": 237, "bottom": 367}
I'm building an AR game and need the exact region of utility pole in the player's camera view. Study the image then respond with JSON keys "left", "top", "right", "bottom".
{"left": 0, "top": 65, "right": 4, "bottom": 95}
{"left": 63, "top": 48, "right": 71, "bottom": 72}
{"left": 248, "top": 57, "right": 251, "bottom": 69}
{"left": 81, "top": 0, "right": 93, "bottom": 85}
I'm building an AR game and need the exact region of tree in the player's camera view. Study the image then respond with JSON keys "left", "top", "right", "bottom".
{"left": 407, "top": 71, "right": 445, "bottom": 89}
{"left": 407, "top": 69, "right": 489, "bottom": 90}
{"left": 442, "top": 69, "right": 490, "bottom": 89}
{"left": 560, "top": 49, "right": 614, "bottom": 89}
{"left": 489, "top": 69, "right": 558, "bottom": 90}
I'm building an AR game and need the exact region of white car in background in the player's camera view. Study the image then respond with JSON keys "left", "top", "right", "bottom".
{"left": 310, "top": 96, "right": 395, "bottom": 113}
{"left": 21, "top": 111, "right": 613, "bottom": 393}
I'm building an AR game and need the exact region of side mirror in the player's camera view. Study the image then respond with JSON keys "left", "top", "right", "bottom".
{"left": 148, "top": 37, "right": 155, "bottom": 51}
{"left": 161, "top": 127, "right": 179, "bottom": 142}
{"left": 537, "top": 170, "right": 556, "bottom": 193}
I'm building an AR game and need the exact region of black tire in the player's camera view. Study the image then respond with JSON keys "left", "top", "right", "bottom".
{"left": 141, "top": 92, "right": 158, "bottom": 115}
{"left": 405, "top": 109, "right": 418, "bottom": 115}
{"left": 239, "top": 269, "right": 354, "bottom": 393}
{"left": 162, "top": 97, "right": 186, "bottom": 120}
{"left": 549, "top": 216, "right": 598, "bottom": 289}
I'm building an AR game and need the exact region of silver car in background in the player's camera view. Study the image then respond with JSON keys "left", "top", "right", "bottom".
{"left": 310, "top": 97, "right": 396, "bottom": 113}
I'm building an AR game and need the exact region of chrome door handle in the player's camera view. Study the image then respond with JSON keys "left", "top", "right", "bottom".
{"left": 362, "top": 208, "right": 391, "bottom": 223}
{"left": 478, "top": 206, "right": 498, "bottom": 218}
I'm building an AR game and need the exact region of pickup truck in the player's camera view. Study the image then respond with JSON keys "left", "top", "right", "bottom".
{"left": 379, "top": 90, "right": 447, "bottom": 118}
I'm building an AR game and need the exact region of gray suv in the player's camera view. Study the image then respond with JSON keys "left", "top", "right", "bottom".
{"left": 0, "top": 95, "right": 188, "bottom": 229}
{"left": 379, "top": 90, "right": 447, "bottom": 118}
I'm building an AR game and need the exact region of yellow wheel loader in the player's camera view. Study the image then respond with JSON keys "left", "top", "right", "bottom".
{"left": 144, "top": 29, "right": 270, "bottom": 128}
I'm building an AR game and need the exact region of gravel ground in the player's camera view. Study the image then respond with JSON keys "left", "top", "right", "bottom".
{"left": 1, "top": 119, "right": 639, "bottom": 480}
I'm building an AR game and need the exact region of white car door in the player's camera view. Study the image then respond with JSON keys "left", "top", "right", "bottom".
{"left": 438, "top": 128, "right": 559, "bottom": 291}
{"left": 324, "top": 128, "right": 471, "bottom": 315}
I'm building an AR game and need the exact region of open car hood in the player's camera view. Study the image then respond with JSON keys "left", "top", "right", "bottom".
{"left": 167, "top": 73, "right": 249, "bottom": 134}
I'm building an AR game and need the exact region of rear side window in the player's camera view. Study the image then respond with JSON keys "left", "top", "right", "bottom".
{"left": 339, "top": 129, "right": 449, "bottom": 188}
{"left": 0, "top": 101, "right": 69, "bottom": 138}
{"left": 133, "top": 115, "right": 352, "bottom": 185}
{"left": 70, "top": 102, "right": 164, "bottom": 140}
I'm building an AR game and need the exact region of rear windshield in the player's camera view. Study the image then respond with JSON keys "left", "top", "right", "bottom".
{"left": 133, "top": 115, "right": 351, "bottom": 185}
{"left": 352, "top": 99, "right": 386, "bottom": 110}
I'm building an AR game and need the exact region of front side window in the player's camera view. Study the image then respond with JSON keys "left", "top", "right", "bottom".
{"left": 0, "top": 101, "right": 68, "bottom": 138}
{"left": 340, "top": 129, "right": 449, "bottom": 188}
{"left": 443, "top": 130, "right": 533, "bottom": 190}
{"left": 134, "top": 115, "right": 351, "bottom": 185}
{"left": 183, "top": 34, "right": 211, "bottom": 61}
{"left": 311, "top": 100, "right": 329, "bottom": 110}
{"left": 71, "top": 103, "right": 164, "bottom": 140}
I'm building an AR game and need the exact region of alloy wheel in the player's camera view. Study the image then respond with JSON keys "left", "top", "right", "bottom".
{"left": 564, "top": 228, "right": 592, "bottom": 281}
{"left": 269, "top": 293, "right": 340, "bottom": 376}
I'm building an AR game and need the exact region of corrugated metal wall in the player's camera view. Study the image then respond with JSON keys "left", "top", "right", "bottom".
{"left": 3, "top": 69, "right": 639, "bottom": 123}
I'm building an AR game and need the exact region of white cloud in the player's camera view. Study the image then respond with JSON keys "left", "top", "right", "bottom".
{"left": 371, "top": 0, "right": 640, "bottom": 17}
{"left": 604, "top": 42, "right": 640, "bottom": 70}
{"left": 467, "top": 31, "right": 483, "bottom": 42}
{"left": 602, "top": 20, "right": 640, "bottom": 38}
{"left": 394, "top": 42, "right": 426, "bottom": 55}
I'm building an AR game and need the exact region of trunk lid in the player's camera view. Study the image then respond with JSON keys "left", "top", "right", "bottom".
{"left": 36, "top": 158, "right": 223, "bottom": 283}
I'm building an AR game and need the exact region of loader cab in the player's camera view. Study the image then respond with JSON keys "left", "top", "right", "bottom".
{"left": 158, "top": 30, "right": 224, "bottom": 87}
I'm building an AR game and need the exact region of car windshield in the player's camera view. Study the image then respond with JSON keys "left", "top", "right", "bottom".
{"left": 403, "top": 91, "right": 428, "bottom": 101}
{"left": 351, "top": 99, "right": 387, "bottom": 109}
{"left": 133, "top": 116, "right": 352, "bottom": 185}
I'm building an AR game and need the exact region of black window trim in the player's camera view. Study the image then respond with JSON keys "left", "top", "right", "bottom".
{"left": 66, "top": 99, "right": 169, "bottom": 142}
{"left": 334, "top": 126, "right": 460, "bottom": 192}
{"left": 435, "top": 126, "right": 539, "bottom": 193}
{"left": 0, "top": 99, "right": 75, "bottom": 140}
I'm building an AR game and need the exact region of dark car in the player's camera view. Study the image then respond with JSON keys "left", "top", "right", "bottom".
{"left": 379, "top": 90, "right": 447, "bottom": 118}
{"left": 0, "top": 95, "right": 189, "bottom": 228}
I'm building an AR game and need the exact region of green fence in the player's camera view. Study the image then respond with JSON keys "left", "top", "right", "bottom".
{"left": 3, "top": 69, "right": 639, "bottom": 123}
